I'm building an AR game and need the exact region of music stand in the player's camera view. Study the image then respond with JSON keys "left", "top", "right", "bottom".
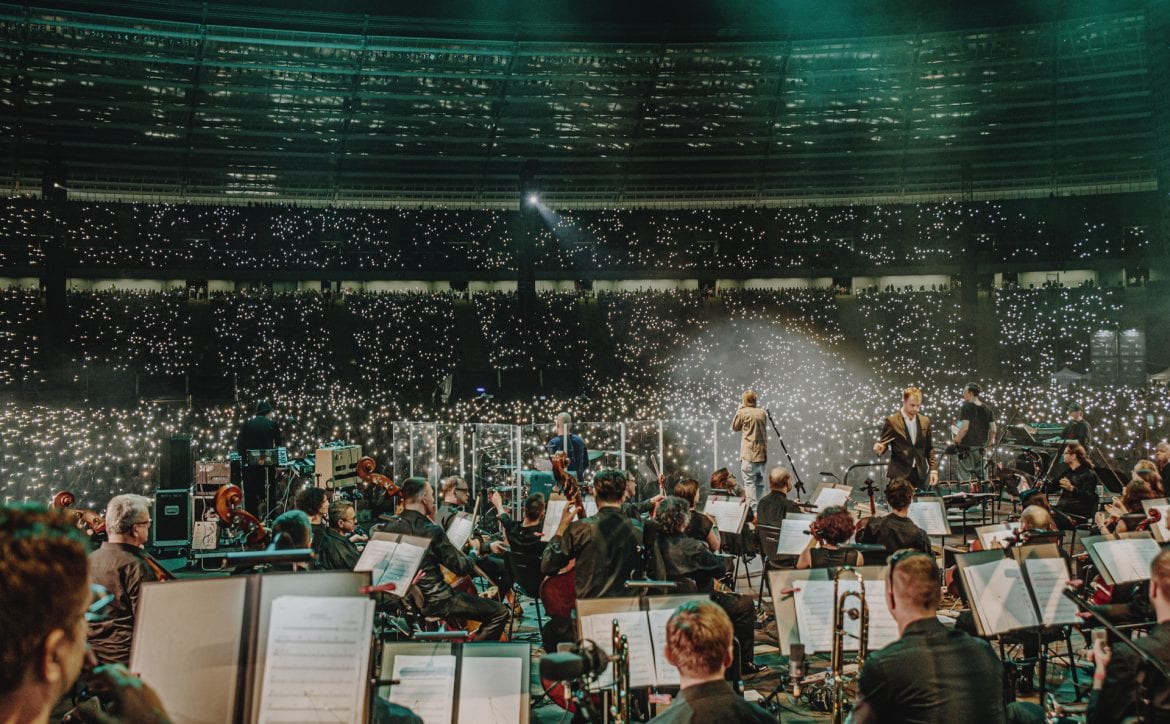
{"left": 246, "top": 448, "right": 281, "bottom": 524}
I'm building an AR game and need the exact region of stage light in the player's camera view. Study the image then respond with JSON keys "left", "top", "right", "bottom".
{"left": 526, "top": 193, "right": 540, "bottom": 206}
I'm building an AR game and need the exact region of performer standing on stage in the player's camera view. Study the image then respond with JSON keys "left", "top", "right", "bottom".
{"left": 1057, "top": 402, "right": 1092, "bottom": 447}
{"left": 731, "top": 390, "right": 768, "bottom": 501}
{"left": 873, "top": 387, "right": 938, "bottom": 490}
{"left": 953, "top": 382, "right": 996, "bottom": 483}
{"left": 547, "top": 412, "right": 589, "bottom": 482}
{"left": 236, "top": 400, "right": 282, "bottom": 517}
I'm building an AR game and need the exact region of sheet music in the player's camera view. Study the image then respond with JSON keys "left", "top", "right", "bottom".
{"left": 354, "top": 538, "right": 425, "bottom": 595}
{"left": 257, "top": 596, "right": 374, "bottom": 723}
{"left": 457, "top": 657, "right": 522, "bottom": 724}
{"left": 580, "top": 611, "right": 656, "bottom": 689}
{"left": 775, "top": 513, "right": 816, "bottom": 556}
{"left": 647, "top": 608, "right": 680, "bottom": 687}
{"left": 446, "top": 514, "right": 473, "bottom": 550}
{"left": 390, "top": 654, "right": 456, "bottom": 724}
{"left": 861, "top": 579, "right": 900, "bottom": 651}
{"left": 962, "top": 557, "right": 1040, "bottom": 635}
{"left": 978, "top": 526, "right": 1017, "bottom": 550}
{"left": 1023, "top": 557, "right": 1079, "bottom": 626}
{"left": 793, "top": 580, "right": 868, "bottom": 653}
{"left": 908, "top": 501, "right": 949, "bottom": 536}
{"left": 813, "top": 486, "right": 852, "bottom": 510}
{"left": 543, "top": 500, "right": 568, "bottom": 540}
{"left": 705, "top": 497, "right": 748, "bottom": 533}
{"left": 1095, "top": 538, "right": 1162, "bottom": 584}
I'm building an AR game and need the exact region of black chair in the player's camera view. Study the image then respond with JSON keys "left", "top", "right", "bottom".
{"left": 506, "top": 539, "right": 548, "bottom": 636}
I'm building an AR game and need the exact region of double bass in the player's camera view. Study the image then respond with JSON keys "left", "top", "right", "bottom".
{"left": 51, "top": 490, "right": 107, "bottom": 539}
{"left": 214, "top": 484, "right": 269, "bottom": 548}
{"left": 540, "top": 452, "right": 586, "bottom": 619}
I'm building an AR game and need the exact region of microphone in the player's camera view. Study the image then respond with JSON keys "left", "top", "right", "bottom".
{"left": 539, "top": 640, "right": 608, "bottom": 681}
{"left": 789, "top": 643, "right": 805, "bottom": 696}
{"left": 216, "top": 548, "right": 316, "bottom": 567}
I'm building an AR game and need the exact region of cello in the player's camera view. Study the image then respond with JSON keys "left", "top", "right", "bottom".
{"left": 214, "top": 483, "right": 269, "bottom": 548}
{"left": 540, "top": 451, "right": 586, "bottom": 620}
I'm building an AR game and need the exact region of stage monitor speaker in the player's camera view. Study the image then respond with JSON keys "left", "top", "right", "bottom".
{"left": 153, "top": 489, "right": 192, "bottom": 549}
{"left": 160, "top": 435, "right": 194, "bottom": 489}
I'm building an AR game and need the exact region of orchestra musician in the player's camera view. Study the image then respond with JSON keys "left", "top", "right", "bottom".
{"left": 855, "top": 478, "right": 931, "bottom": 561}
{"left": 1155, "top": 441, "right": 1170, "bottom": 481}
{"left": 670, "top": 478, "right": 720, "bottom": 553}
{"left": 315, "top": 500, "right": 362, "bottom": 570}
{"left": 548, "top": 412, "right": 589, "bottom": 482}
{"left": 647, "top": 601, "right": 772, "bottom": 723}
{"left": 1096, "top": 479, "right": 1156, "bottom": 534}
{"left": 539, "top": 469, "right": 649, "bottom": 650}
{"left": 293, "top": 486, "right": 329, "bottom": 557}
{"left": 1052, "top": 442, "right": 1100, "bottom": 532}
{"left": 1087, "top": 548, "right": 1170, "bottom": 723}
{"left": 0, "top": 504, "right": 171, "bottom": 724}
{"left": 236, "top": 400, "right": 283, "bottom": 517}
{"left": 87, "top": 494, "right": 174, "bottom": 666}
{"left": 374, "top": 477, "right": 510, "bottom": 641}
{"left": 873, "top": 387, "right": 938, "bottom": 490}
{"left": 437, "top": 477, "right": 513, "bottom": 604}
{"left": 797, "top": 506, "right": 864, "bottom": 570}
{"left": 654, "top": 496, "right": 761, "bottom": 676}
{"left": 848, "top": 550, "right": 1009, "bottom": 724}
{"left": 755, "top": 467, "right": 803, "bottom": 529}
{"left": 731, "top": 389, "right": 768, "bottom": 502}
{"left": 1133, "top": 459, "right": 1165, "bottom": 496}
{"left": 1056, "top": 402, "right": 1092, "bottom": 448}
{"left": 436, "top": 476, "right": 471, "bottom": 529}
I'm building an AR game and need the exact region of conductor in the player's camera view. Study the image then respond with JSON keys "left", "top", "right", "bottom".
{"left": 873, "top": 387, "right": 938, "bottom": 490}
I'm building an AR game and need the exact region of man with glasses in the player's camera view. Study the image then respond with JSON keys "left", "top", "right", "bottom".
{"left": 848, "top": 550, "right": 1007, "bottom": 724}
{"left": 87, "top": 494, "right": 173, "bottom": 665}
{"left": 0, "top": 504, "right": 169, "bottom": 723}
{"left": 316, "top": 500, "right": 362, "bottom": 570}
{"left": 438, "top": 476, "right": 514, "bottom": 605}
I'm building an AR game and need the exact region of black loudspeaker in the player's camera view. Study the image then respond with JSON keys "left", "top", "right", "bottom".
{"left": 160, "top": 435, "right": 194, "bottom": 489}
{"left": 152, "top": 489, "right": 192, "bottom": 548}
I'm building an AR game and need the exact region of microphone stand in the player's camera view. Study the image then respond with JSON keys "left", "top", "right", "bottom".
{"left": 1062, "top": 587, "right": 1170, "bottom": 719}
{"left": 766, "top": 409, "right": 807, "bottom": 501}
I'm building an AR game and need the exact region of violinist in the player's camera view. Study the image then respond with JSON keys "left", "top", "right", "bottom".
{"left": 438, "top": 477, "right": 513, "bottom": 605}
{"left": 654, "top": 497, "right": 762, "bottom": 676}
{"left": 375, "top": 478, "right": 510, "bottom": 641}
{"left": 673, "top": 479, "right": 721, "bottom": 553}
{"left": 856, "top": 478, "right": 931, "bottom": 561}
{"left": 622, "top": 470, "right": 664, "bottom": 521}
{"left": 1096, "top": 479, "right": 1156, "bottom": 535}
{"left": 0, "top": 504, "right": 170, "bottom": 724}
{"left": 1053, "top": 443, "right": 1100, "bottom": 532}
{"left": 315, "top": 501, "right": 361, "bottom": 571}
{"left": 1087, "top": 548, "right": 1170, "bottom": 723}
{"left": 1134, "top": 459, "right": 1165, "bottom": 496}
{"left": 797, "top": 506, "right": 864, "bottom": 570}
{"left": 436, "top": 476, "right": 471, "bottom": 529}
{"left": 87, "top": 494, "right": 173, "bottom": 666}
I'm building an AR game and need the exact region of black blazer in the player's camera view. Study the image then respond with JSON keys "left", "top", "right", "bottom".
{"left": 878, "top": 412, "right": 936, "bottom": 485}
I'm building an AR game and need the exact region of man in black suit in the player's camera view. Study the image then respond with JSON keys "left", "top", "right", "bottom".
{"left": 236, "top": 400, "right": 282, "bottom": 517}
{"left": 873, "top": 387, "right": 938, "bottom": 490}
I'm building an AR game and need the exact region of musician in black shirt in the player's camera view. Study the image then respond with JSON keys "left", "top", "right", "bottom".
{"left": 856, "top": 478, "right": 931, "bottom": 562}
{"left": 954, "top": 382, "right": 996, "bottom": 483}
{"left": 1054, "top": 443, "right": 1100, "bottom": 531}
{"left": 755, "top": 468, "right": 803, "bottom": 529}
{"left": 1061, "top": 402, "right": 1092, "bottom": 447}
{"left": 374, "top": 478, "right": 510, "bottom": 641}
{"left": 236, "top": 400, "right": 282, "bottom": 517}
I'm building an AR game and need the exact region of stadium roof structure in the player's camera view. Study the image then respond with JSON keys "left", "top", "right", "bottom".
{"left": 0, "top": 0, "right": 1165, "bottom": 207}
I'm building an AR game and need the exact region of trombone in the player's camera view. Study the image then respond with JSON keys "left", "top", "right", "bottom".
{"left": 830, "top": 566, "right": 870, "bottom": 724}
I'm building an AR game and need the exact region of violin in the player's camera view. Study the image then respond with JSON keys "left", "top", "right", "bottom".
{"left": 213, "top": 484, "right": 269, "bottom": 548}
{"left": 51, "top": 491, "right": 106, "bottom": 538}
{"left": 355, "top": 456, "right": 399, "bottom": 497}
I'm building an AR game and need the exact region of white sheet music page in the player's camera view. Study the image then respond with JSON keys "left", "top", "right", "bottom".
{"left": 962, "top": 558, "right": 1039, "bottom": 635}
{"left": 907, "top": 501, "right": 949, "bottom": 536}
{"left": 978, "top": 526, "right": 1016, "bottom": 550}
{"left": 1096, "top": 538, "right": 1161, "bottom": 584}
{"left": 354, "top": 538, "right": 398, "bottom": 573}
{"left": 446, "top": 514, "right": 473, "bottom": 550}
{"left": 793, "top": 580, "right": 846, "bottom": 653}
{"left": 390, "top": 654, "right": 457, "bottom": 724}
{"left": 457, "top": 657, "right": 522, "bottom": 724}
{"left": 704, "top": 497, "right": 747, "bottom": 533}
{"left": 257, "top": 596, "right": 374, "bottom": 723}
{"left": 775, "top": 513, "right": 816, "bottom": 556}
{"left": 860, "top": 579, "right": 900, "bottom": 651}
{"left": 813, "top": 486, "right": 852, "bottom": 510}
{"left": 647, "top": 608, "right": 680, "bottom": 687}
{"left": 543, "top": 500, "right": 568, "bottom": 540}
{"left": 1023, "top": 557, "right": 1079, "bottom": 626}
{"left": 580, "top": 611, "right": 655, "bottom": 689}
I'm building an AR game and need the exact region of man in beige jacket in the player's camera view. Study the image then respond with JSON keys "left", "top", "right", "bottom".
{"left": 731, "top": 389, "right": 768, "bottom": 501}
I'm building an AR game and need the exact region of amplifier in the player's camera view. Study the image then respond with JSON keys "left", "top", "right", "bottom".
{"left": 153, "top": 489, "right": 192, "bottom": 549}
{"left": 314, "top": 445, "right": 362, "bottom": 489}
{"left": 195, "top": 461, "right": 231, "bottom": 487}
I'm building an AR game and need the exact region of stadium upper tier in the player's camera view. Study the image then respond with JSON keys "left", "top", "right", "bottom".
{"left": 0, "top": 194, "right": 1157, "bottom": 274}
{"left": 0, "top": 2, "right": 1162, "bottom": 206}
